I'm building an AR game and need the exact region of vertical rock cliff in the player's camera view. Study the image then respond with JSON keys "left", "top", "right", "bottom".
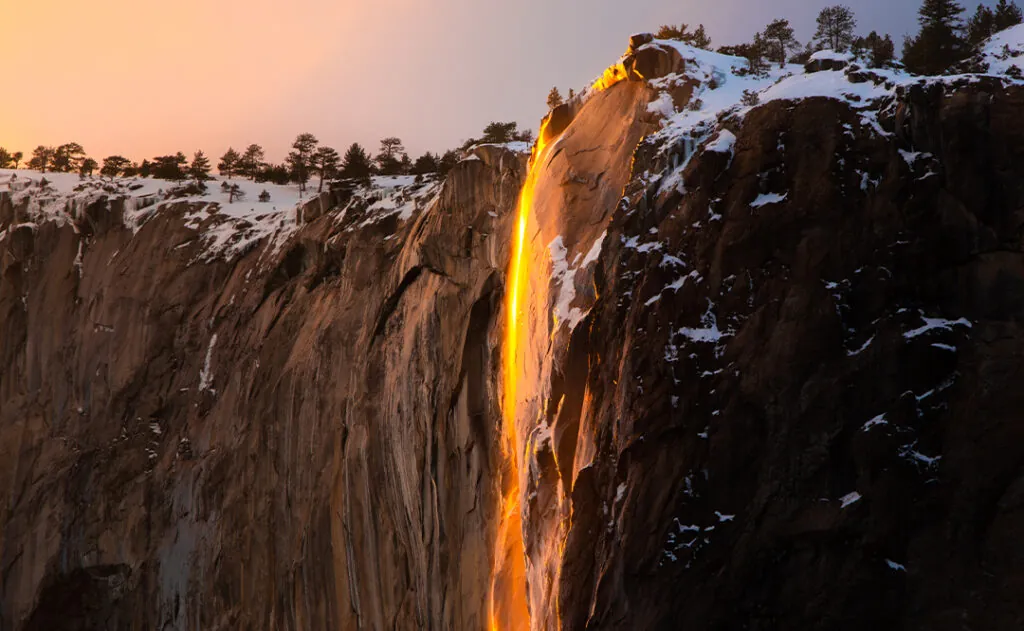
{"left": 1, "top": 158, "right": 524, "bottom": 630}
{"left": 4, "top": 32, "right": 1024, "bottom": 631}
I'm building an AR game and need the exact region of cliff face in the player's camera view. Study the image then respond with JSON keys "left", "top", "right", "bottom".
{"left": 0, "top": 159, "right": 521, "bottom": 630}
{"left": 3, "top": 37, "right": 1024, "bottom": 631}
{"left": 558, "top": 81, "right": 1024, "bottom": 630}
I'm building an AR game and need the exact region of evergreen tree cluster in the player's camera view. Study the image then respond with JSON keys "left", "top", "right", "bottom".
{"left": 23, "top": 143, "right": 92, "bottom": 176}
{"left": 458, "top": 121, "right": 535, "bottom": 151}
{"left": 4, "top": 130, "right": 474, "bottom": 193}
{"left": 0, "top": 148, "right": 24, "bottom": 169}
{"left": 655, "top": 23, "right": 713, "bottom": 49}
{"left": 903, "top": 0, "right": 1022, "bottom": 74}
{"left": 647, "top": 0, "right": 1024, "bottom": 78}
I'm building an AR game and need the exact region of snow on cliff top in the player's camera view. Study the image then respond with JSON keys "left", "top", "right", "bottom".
{"left": 642, "top": 23, "right": 1024, "bottom": 148}
{"left": 0, "top": 169, "right": 306, "bottom": 260}
{"left": 0, "top": 169, "right": 435, "bottom": 261}
{"left": 978, "top": 23, "right": 1024, "bottom": 74}
{"left": 810, "top": 49, "right": 854, "bottom": 63}
{"left": 636, "top": 38, "right": 911, "bottom": 193}
{"left": 0, "top": 168, "right": 303, "bottom": 216}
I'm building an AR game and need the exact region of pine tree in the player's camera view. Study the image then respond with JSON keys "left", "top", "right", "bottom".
{"left": 687, "top": 24, "right": 712, "bottom": 49}
{"left": 814, "top": 5, "right": 858, "bottom": 51}
{"left": 481, "top": 122, "right": 519, "bottom": 143}
{"left": 101, "top": 155, "right": 132, "bottom": 180}
{"left": 871, "top": 33, "right": 896, "bottom": 66}
{"left": 239, "top": 144, "right": 265, "bottom": 180}
{"left": 750, "top": 33, "right": 770, "bottom": 73}
{"left": 763, "top": 18, "right": 800, "bottom": 66}
{"left": 547, "top": 87, "right": 564, "bottom": 110}
{"left": 51, "top": 142, "right": 86, "bottom": 173}
{"left": 375, "top": 137, "right": 406, "bottom": 175}
{"left": 853, "top": 31, "right": 897, "bottom": 66}
{"left": 0, "top": 148, "right": 11, "bottom": 169}
{"left": 994, "top": 0, "right": 1024, "bottom": 31}
{"left": 218, "top": 148, "right": 241, "bottom": 179}
{"left": 258, "top": 163, "right": 291, "bottom": 185}
{"left": 287, "top": 133, "right": 319, "bottom": 193}
{"left": 151, "top": 153, "right": 188, "bottom": 181}
{"left": 28, "top": 146, "right": 55, "bottom": 173}
{"left": 378, "top": 137, "right": 404, "bottom": 159}
{"left": 968, "top": 4, "right": 996, "bottom": 45}
{"left": 312, "top": 145, "right": 340, "bottom": 193}
{"left": 719, "top": 35, "right": 771, "bottom": 74}
{"left": 79, "top": 158, "right": 98, "bottom": 178}
{"left": 789, "top": 42, "right": 818, "bottom": 65}
{"left": 412, "top": 152, "right": 439, "bottom": 175}
{"left": 227, "top": 183, "right": 244, "bottom": 203}
{"left": 188, "top": 151, "right": 212, "bottom": 183}
{"left": 12, "top": 151, "right": 22, "bottom": 169}
{"left": 340, "top": 143, "right": 374, "bottom": 182}
{"left": 437, "top": 150, "right": 459, "bottom": 178}
{"left": 656, "top": 23, "right": 690, "bottom": 40}
{"left": 903, "top": 0, "right": 967, "bottom": 75}
{"left": 655, "top": 23, "right": 712, "bottom": 49}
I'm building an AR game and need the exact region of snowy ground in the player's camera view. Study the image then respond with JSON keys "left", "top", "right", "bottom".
{"left": 976, "top": 23, "right": 1024, "bottom": 74}
{"left": 619, "top": 24, "right": 1024, "bottom": 196}
{"left": 0, "top": 168, "right": 441, "bottom": 261}
{"left": 0, "top": 169, "right": 306, "bottom": 217}
{"left": 5, "top": 26, "right": 1024, "bottom": 262}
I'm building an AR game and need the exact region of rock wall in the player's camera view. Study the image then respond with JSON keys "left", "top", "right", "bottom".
{"left": 3, "top": 55, "right": 1024, "bottom": 631}
{"left": 0, "top": 151, "right": 525, "bottom": 630}
{"left": 555, "top": 80, "right": 1024, "bottom": 630}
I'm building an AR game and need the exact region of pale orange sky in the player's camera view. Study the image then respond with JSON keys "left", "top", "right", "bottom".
{"left": 1, "top": 0, "right": 927, "bottom": 163}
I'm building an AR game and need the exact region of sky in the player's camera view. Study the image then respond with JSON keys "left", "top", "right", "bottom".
{"left": 0, "top": 0, "right": 989, "bottom": 164}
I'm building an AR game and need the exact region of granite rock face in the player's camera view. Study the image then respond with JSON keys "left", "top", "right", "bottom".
{"left": 0, "top": 155, "right": 525, "bottom": 630}
{"left": 3, "top": 46, "right": 1024, "bottom": 631}
{"left": 556, "top": 81, "right": 1024, "bottom": 630}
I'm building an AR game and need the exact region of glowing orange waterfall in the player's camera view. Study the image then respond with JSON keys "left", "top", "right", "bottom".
{"left": 490, "top": 121, "right": 552, "bottom": 631}
{"left": 491, "top": 69, "right": 624, "bottom": 631}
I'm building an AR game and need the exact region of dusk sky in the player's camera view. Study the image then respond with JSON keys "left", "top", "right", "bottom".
{"left": 1, "top": 0, "right": 987, "bottom": 163}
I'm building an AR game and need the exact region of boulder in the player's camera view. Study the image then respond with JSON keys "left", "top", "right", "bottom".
{"left": 627, "top": 32, "right": 654, "bottom": 54}
{"left": 627, "top": 44, "right": 686, "bottom": 80}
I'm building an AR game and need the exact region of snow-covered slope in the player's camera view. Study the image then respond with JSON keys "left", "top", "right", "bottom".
{"left": 0, "top": 169, "right": 441, "bottom": 261}
{"left": 975, "top": 22, "right": 1024, "bottom": 74}
{"left": 0, "top": 169, "right": 306, "bottom": 259}
{"left": 623, "top": 32, "right": 1024, "bottom": 197}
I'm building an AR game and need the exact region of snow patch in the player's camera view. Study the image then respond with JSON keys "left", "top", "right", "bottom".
{"left": 840, "top": 492, "right": 862, "bottom": 508}
{"left": 862, "top": 414, "right": 888, "bottom": 431}
{"left": 904, "top": 314, "right": 973, "bottom": 339}
{"left": 705, "top": 129, "right": 737, "bottom": 155}
{"left": 750, "top": 192, "right": 788, "bottom": 208}
{"left": 810, "top": 50, "right": 853, "bottom": 63}
{"left": 647, "top": 91, "right": 677, "bottom": 118}
{"left": 198, "top": 334, "right": 218, "bottom": 392}
{"left": 549, "top": 232, "right": 607, "bottom": 332}
{"left": 677, "top": 299, "right": 728, "bottom": 343}
{"left": 847, "top": 335, "right": 875, "bottom": 357}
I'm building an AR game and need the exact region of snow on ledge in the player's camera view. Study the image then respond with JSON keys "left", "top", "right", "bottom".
{"left": 810, "top": 49, "right": 853, "bottom": 63}
{"left": 750, "top": 192, "right": 788, "bottom": 208}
